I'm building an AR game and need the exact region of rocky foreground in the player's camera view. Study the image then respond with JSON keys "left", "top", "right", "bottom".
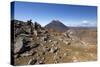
{"left": 11, "top": 20, "right": 97, "bottom": 65}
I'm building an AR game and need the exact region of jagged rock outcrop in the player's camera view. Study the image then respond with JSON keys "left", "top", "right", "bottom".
{"left": 12, "top": 20, "right": 51, "bottom": 65}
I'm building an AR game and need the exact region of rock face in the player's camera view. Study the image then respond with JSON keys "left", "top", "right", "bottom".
{"left": 11, "top": 19, "right": 97, "bottom": 65}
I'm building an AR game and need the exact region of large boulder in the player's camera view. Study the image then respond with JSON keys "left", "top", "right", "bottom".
{"left": 14, "top": 37, "right": 23, "bottom": 54}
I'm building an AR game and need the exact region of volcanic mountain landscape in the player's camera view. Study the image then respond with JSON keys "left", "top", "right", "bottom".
{"left": 11, "top": 20, "right": 97, "bottom": 65}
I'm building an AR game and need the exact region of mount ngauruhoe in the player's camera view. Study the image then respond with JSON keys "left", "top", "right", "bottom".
{"left": 45, "top": 20, "right": 69, "bottom": 32}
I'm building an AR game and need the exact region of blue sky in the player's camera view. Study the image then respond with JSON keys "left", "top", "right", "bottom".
{"left": 11, "top": 1, "right": 97, "bottom": 27}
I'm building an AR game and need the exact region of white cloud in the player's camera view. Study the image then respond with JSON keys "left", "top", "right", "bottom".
{"left": 80, "top": 20, "right": 96, "bottom": 27}
{"left": 82, "top": 20, "right": 89, "bottom": 25}
{"left": 78, "top": 20, "right": 91, "bottom": 27}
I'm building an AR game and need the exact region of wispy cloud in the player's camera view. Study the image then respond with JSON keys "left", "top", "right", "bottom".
{"left": 82, "top": 20, "right": 90, "bottom": 25}
{"left": 79, "top": 20, "right": 96, "bottom": 27}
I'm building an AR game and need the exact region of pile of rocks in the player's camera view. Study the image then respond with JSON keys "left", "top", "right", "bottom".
{"left": 12, "top": 20, "right": 51, "bottom": 63}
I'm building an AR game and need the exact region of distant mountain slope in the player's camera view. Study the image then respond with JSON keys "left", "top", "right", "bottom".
{"left": 45, "top": 20, "right": 69, "bottom": 32}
